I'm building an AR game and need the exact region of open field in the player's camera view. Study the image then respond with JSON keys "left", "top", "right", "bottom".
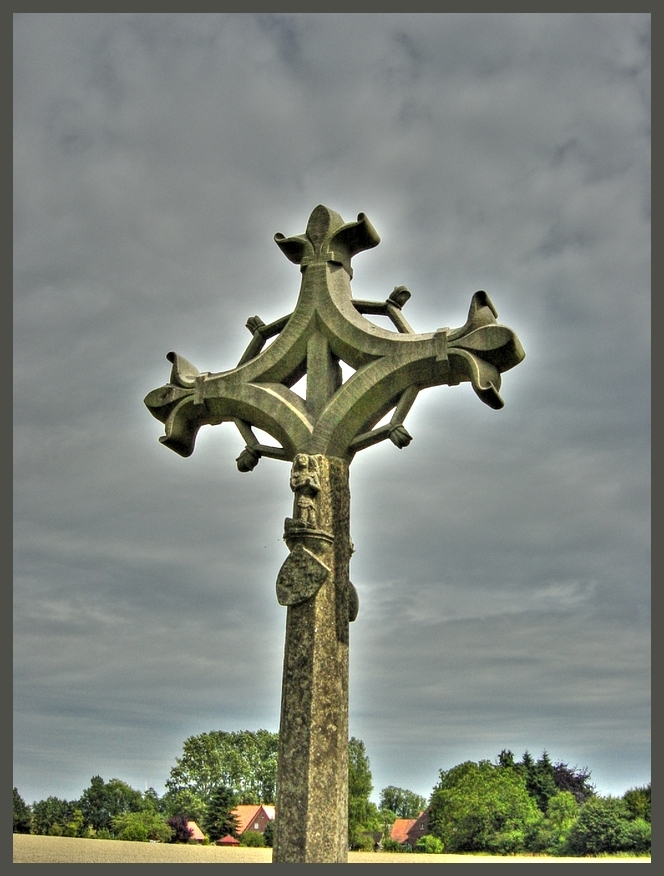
{"left": 13, "top": 835, "right": 651, "bottom": 864}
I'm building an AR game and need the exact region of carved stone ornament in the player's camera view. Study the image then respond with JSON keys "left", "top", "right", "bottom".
{"left": 289, "top": 453, "right": 321, "bottom": 528}
{"left": 348, "top": 581, "right": 359, "bottom": 623}
{"left": 276, "top": 542, "right": 330, "bottom": 607}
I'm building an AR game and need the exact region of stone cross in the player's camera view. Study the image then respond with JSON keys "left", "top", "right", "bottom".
{"left": 144, "top": 205, "right": 525, "bottom": 862}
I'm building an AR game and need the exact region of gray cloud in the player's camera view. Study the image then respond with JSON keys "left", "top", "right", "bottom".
{"left": 14, "top": 13, "right": 649, "bottom": 806}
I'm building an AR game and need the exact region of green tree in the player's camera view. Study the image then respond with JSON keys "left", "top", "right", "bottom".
{"left": 13, "top": 788, "right": 32, "bottom": 834}
{"left": 78, "top": 776, "right": 144, "bottom": 835}
{"left": 518, "top": 750, "right": 534, "bottom": 772}
{"left": 161, "top": 786, "right": 207, "bottom": 824}
{"left": 348, "top": 737, "right": 379, "bottom": 848}
{"left": 112, "top": 810, "right": 173, "bottom": 843}
{"left": 166, "top": 730, "right": 278, "bottom": 806}
{"left": 263, "top": 818, "right": 275, "bottom": 848}
{"left": 116, "top": 819, "right": 148, "bottom": 842}
{"left": 623, "top": 784, "right": 650, "bottom": 822}
{"left": 565, "top": 796, "right": 650, "bottom": 856}
{"left": 528, "top": 751, "right": 559, "bottom": 813}
{"left": 31, "top": 796, "right": 75, "bottom": 836}
{"left": 551, "top": 760, "right": 595, "bottom": 804}
{"left": 429, "top": 760, "right": 542, "bottom": 853}
{"left": 204, "top": 785, "right": 239, "bottom": 842}
{"left": 64, "top": 808, "right": 87, "bottom": 838}
{"left": 167, "top": 813, "right": 194, "bottom": 843}
{"left": 378, "top": 807, "right": 398, "bottom": 840}
{"left": 508, "top": 750, "right": 558, "bottom": 813}
{"left": 415, "top": 834, "right": 444, "bottom": 854}
{"left": 142, "top": 787, "right": 163, "bottom": 813}
{"left": 379, "top": 786, "right": 427, "bottom": 819}
{"left": 500, "top": 750, "right": 593, "bottom": 811}
{"left": 529, "top": 790, "right": 579, "bottom": 854}
{"left": 496, "top": 749, "right": 516, "bottom": 768}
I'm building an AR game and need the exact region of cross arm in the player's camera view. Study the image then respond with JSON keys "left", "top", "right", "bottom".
{"left": 311, "top": 291, "right": 524, "bottom": 460}
{"left": 144, "top": 352, "right": 314, "bottom": 460}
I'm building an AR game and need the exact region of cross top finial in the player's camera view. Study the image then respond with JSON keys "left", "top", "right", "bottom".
{"left": 305, "top": 204, "right": 345, "bottom": 245}
{"left": 274, "top": 204, "right": 380, "bottom": 277}
{"left": 145, "top": 206, "right": 524, "bottom": 468}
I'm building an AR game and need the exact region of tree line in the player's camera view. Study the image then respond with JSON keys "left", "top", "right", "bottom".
{"left": 426, "top": 750, "right": 650, "bottom": 857}
{"left": 12, "top": 731, "right": 650, "bottom": 856}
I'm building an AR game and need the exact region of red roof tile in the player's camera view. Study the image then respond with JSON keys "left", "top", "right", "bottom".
{"left": 232, "top": 805, "right": 262, "bottom": 834}
{"left": 390, "top": 818, "right": 416, "bottom": 844}
{"left": 231, "top": 804, "right": 275, "bottom": 834}
{"left": 390, "top": 812, "right": 429, "bottom": 846}
{"left": 185, "top": 820, "right": 205, "bottom": 842}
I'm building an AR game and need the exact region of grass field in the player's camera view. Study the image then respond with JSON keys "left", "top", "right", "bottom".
{"left": 13, "top": 835, "right": 651, "bottom": 864}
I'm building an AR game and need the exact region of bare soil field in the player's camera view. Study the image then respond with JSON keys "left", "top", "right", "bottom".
{"left": 13, "top": 835, "right": 650, "bottom": 864}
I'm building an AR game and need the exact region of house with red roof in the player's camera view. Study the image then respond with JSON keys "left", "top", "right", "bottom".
{"left": 231, "top": 804, "right": 275, "bottom": 837}
{"left": 389, "top": 811, "right": 429, "bottom": 849}
{"left": 213, "top": 804, "right": 276, "bottom": 846}
{"left": 185, "top": 820, "right": 205, "bottom": 842}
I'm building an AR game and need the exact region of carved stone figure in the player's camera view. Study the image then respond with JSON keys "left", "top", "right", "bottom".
{"left": 290, "top": 453, "right": 321, "bottom": 528}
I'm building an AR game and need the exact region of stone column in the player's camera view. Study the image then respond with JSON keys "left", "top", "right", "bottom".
{"left": 272, "top": 455, "right": 353, "bottom": 863}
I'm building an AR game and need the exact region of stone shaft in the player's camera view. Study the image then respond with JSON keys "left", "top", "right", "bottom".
{"left": 272, "top": 455, "right": 352, "bottom": 863}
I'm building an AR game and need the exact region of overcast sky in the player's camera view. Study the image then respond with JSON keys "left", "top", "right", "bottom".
{"left": 14, "top": 13, "right": 650, "bottom": 808}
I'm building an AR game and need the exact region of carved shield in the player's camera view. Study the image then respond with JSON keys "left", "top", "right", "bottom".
{"left": 276, "top": 543, "right": 330, "bottom": 606}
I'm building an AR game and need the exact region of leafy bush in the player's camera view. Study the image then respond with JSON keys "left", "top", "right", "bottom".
{"left": 113, "top": 810, "right": 173, "bottom": 843}
{"left": 528, "top": 791, "right": 578, "bottom": 854}
{"left": 429, "top": 760, "right": 542, "bottom": 854}
{"left": 381, "top": 837, "right": 410, "bottom": 853}
{"left": 116, "top": 822, "right": 149, "bottom": 842}
{"left": 167, "top": 814, "right": 194, "bottom": 843}
{"left": 565, "top": 797, "right": 650, "bottom": 856}
{"left": 239, "top": 830, "right": 266, "bottom": 847}
{"left": 621, "top": 819, "right": 651, "bottom": 854}
{"left": 64, "top": 809, "right": 86, "bottom": 837}
{"left": 415, "top": 834, "right": 444, "bottom": 854}
{"left": 623, "top": 785, "right": 650, "bottom": 822}
{"left": 349, "top": 828, "right": 376, "bottom": 851}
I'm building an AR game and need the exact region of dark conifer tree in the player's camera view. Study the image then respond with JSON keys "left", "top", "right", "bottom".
{"left": 204, "top": 785, "right": 240, "bottom": 842}
{"left": 13, "top": 788, "right": 32, "bottom": 834}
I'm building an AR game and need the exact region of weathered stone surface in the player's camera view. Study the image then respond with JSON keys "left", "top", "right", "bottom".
{"left": 273, "top": 455, "right": 352, "bottom": 863}
{"left": 275, "top": 544, "right": 329, "bottom": 607}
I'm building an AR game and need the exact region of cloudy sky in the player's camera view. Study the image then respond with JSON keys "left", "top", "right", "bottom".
{"left": 14, "top": 13, "right": 650, "bottom": 808}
